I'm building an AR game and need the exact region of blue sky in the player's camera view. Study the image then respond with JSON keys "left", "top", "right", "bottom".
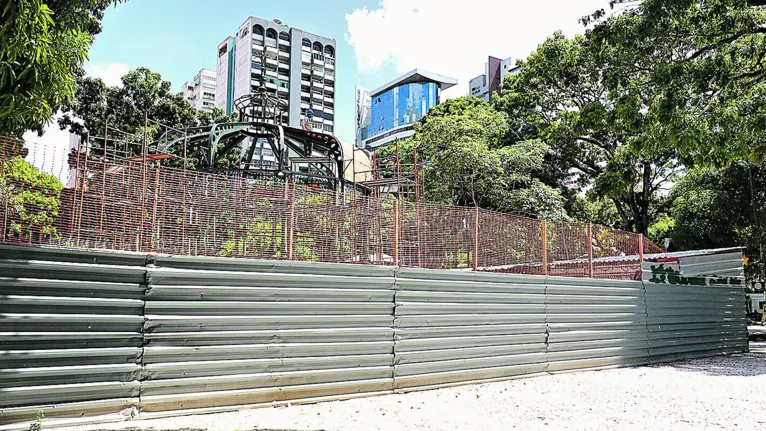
{"left": 78, "top": 0, "right": 612, "bottom": 145}
{"left": 87, "top": 0, "right": 400, "bottom": 144}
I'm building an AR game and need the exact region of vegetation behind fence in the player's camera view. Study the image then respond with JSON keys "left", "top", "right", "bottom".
{"left": 0, "top": 137, "right": 662, "bottom": 279}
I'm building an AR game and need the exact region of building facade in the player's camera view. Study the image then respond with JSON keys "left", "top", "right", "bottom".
{"left": 354, "top": 86, "right": 371, "bottom": 148}
{"left": 469, "top": 56, "right": 519, "bottom": 102}
{"left": 182, "top": 69, "right": 217, "bottom": 113}
{"left": 215, "top": 16, "right": 336, "bottom": 134}
{"left": 359, "top": 69, "right": 456, "bottom": 149}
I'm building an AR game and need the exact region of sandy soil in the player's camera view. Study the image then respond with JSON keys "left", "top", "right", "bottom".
{"left": 65, "top": 343, "right": 766, "bottom": 431}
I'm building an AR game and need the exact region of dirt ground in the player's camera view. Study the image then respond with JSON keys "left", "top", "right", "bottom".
{"left": 65, "top": 342, "right": 765, "bottom": 431}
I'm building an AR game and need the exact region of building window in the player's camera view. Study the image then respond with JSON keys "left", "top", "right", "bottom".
{"left": 324, "top": 46, "right": 335, "bottom": 58}
{"left": 266, "top": 28, "right": 277, "bottom": 39}
{"left": 312, "top": 41, "right": 323, "bottom": 52}
{"left": 323, "top": 124, "right": 334, "bottom": 133}
{"left": 313, "top": 52, "right": 324, "bottom": 62}
{"left": 279, "top": 31, "right": 290, "bottom": 42}
{"left": 302, "top": 38, "right": 311, "bottom": 47}
{"left": 253, "top": 25, "right": 264, "bottom": 36}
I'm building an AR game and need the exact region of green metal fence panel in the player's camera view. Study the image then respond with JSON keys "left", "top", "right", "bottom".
{"left": 545, "top": 276, "right": 650, "bottom": 372}
{"left": 140, "top": 260, "right": 396, "bottom": 415}
{"left": 0, "top": 246, "right": 147, "bottom": 428}
{"left": 393, "top": 269, "right": 548, "bottom": 391}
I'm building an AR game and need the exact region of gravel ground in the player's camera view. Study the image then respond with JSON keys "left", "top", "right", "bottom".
{"left": 68, "top": 343, "right": 766, "bottom": 431}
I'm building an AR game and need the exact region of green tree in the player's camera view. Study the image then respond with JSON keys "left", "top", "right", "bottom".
{"left": 0, "top": 0, "right": 123, "bottom": 137}
{"left": 660, "top": 163, "right": 765, "bottom": 279}
{"left": 494, "top": 32, "right": 682, "bottom": 235}
{"left": 387, "top": 97, "right": 566, "bottom": 218}
{"left": 0, "top": 153, "right": 64, "bottom": 240}
{"left": 58, "top": 67, "right": 240, "bottom": 170}
{"left": 584, "top": 0, "right": 766, "bottom": 165}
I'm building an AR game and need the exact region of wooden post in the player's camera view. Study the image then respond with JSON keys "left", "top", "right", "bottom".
{"left": 393, "top": 200, "right": 399, "bottom": 266}
{"left": 473, "top": 207, "right": 479, "bottom": 271}
{"left": 587, "top": 223, "right": 594, "bottom": 278}
{"left": 638, "top": 233, "right": 645, "bottom": 273}
{"left": 542, "top": 220, "right": 548, "bottom": 276}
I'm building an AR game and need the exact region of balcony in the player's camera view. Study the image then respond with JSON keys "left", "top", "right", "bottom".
{"left": 311, "top": 92, "right": 323, "bottom": 101}
{"left": 325, "top": 107, "right": 334, "bottom": 115}
{"left": 265, "top": 57, "right": 278, "bottom": 67}
{"left": 301, "top": 91, "right": 310, "bottom": 98}
{"left": 324, "top": 95, "right": 333, "bottom": 103}
{"left": 301, "top": 79, "right": 311, "bottom": 87}
{"left": 301, "top": 102, "right": 310, "bottom": 109}
{"left": 277, "top": 86, "right": 288, "bottom": 93}
{"left": 266, "top": 46, "right": 278, "bottom": 56}
{"left": 302, "top": 44, "right": 311, "bottom": 52}
{"left": 325, "top": 58, "right": 335, "bottom": 69}
{"left": 280, "top": 39, "right": 290, "bottom": 46}
{"left": 266, "top": 81, "right": 277, "bottom": 90}
{"left": 265, "top": 69, "right": 278, "bottom": 78}
{"left": 278, "top": 74, "right": 290, "bottom": 82}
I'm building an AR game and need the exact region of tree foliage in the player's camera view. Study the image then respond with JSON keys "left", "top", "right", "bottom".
{"left": 585, "top": 0, "right": 766, "bottom": 165}
{"left": 58, "top": 67, "right": 240, "bottom": 170}
{"left": 388, "top": 97, "right": 566, "bottom": 219}
{"left": 493, "top": 33, "right": 681, "bottom": 235}
{"left": 0, "top": 0, "right": 123, "bottom": 137}
{"left": 658, "top": 163, "right": 765, "bottom": 279}
{"left": 0, "top": 155, "right": 64, "bottom": 240}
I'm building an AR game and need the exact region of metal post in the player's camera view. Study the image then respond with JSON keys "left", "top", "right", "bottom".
{"left": 99, "top": 121, "right": 108, "bottom": 234}
{"left": 139, "top": 111, "right": 148, "bottom": 252}
{"left": 638, "top": 233, "right": 644, "bottom": 263}
{"left": 182, "top": 128, "right": 187, "bottom": 254}
{"left": 542, "top": 220, "right": 548, "bottom": 276}
{"left": 587, "top": 223, "right": 594, "bottom": 278}
{"left": 287, "top": 177, "right": 295, "bottom": 260}
{"left": 393, "top": 200, "right": 399, "bottom": 266}
{"left": 151, "top": 166, "right": 160, "bottom": 251}
{"left": 76, "top": 137, "right": 90, "bottom": 245}
{"left": 473, "top": 207, "right": 479, "bottom": 271}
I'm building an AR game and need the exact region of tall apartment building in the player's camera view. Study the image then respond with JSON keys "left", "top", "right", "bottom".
{"left": 182, "top": 69, "right": 217, "bottom": 113}
{"left": 469, "top": 56, "right": 519, "bottom": 102}
{"left": 358, "top": 69, "right": 456, "bottom": 149}
{"left": 215, "top": 16, "right": 336, "bottom": 135}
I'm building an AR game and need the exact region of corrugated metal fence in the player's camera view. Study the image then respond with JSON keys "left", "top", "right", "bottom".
{"left": 0, "top": 245, "right": 748, "bottom": 429}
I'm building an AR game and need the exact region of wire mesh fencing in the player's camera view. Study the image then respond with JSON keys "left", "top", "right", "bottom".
{"left": 0, "top": 137, "right": 661, "bottom": 279}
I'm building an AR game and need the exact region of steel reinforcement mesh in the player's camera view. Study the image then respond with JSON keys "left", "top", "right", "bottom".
{"left": 0, "top": 138, "right": 660, "bottom": 279}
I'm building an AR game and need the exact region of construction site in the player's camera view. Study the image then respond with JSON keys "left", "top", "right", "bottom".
{"left": 0, "top": 113, "right": 660, "bottom": 280}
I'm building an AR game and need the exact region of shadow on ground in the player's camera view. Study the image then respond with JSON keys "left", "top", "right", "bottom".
{"left": 657, "top": 342, "right": 766, "bottom": 377}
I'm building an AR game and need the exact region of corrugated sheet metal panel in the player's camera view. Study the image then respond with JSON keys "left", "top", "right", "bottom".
{"left": 393, "top": 273, "right": 547, "bottom": 390}
{"left": 141, "top": 263, "right": 396, "bottom": 413}
{"left": 546, "top": 277, "right": 649, "bottom": 372}
{"left": 0, "top": 246, "right": 146, "bottom": 428}
{"left": 151, "top": 255, "right": 397, "bottom": 277}
{"left": 642, "top": 251, "right": 745, "bottom": 281}
{"left": 645, "top": 284, "right": 748, "bottom": 362}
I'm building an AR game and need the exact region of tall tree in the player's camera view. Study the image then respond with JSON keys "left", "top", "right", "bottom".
{"left": 584, "top": 0, "right": 766, "bottom": 165}
{"left": 660, "top": 163, "right": 766, "bottom": 280}
{"left": 58, "top": 67, "right": 240, "bottom": 170}
{"left": 0, "top": 0, "right": 123, "bottom": 137}
{"left": 387, "top": 97, "right": 566, "bottom": 219}
{"left": 493, "top": 33, "right": 681, "bottom": 235}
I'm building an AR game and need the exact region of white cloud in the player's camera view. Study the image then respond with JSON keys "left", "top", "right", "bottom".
{"left": 85, "top": 62, "right": 129, "bottom": 87}
{"left": 346, "top": 0, "right": 612, "bottom": 97}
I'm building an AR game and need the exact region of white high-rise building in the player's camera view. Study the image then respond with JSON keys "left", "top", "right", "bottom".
{"left": 469, "top": 56, "right": 519, "bottom": 102}
{"left": 182, "top": 69, "right": 217, "bottom": 113}
{"left": 215, "top": 16, "right": 336, "bottom": 134}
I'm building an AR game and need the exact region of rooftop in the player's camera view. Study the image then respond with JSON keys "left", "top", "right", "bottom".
{"left": 370, "top": 69, "right": 458, "bottom": 98}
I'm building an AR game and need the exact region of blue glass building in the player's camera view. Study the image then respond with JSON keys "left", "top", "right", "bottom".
{"left": 360, "top": 69, "right": 457, "bottom": 149}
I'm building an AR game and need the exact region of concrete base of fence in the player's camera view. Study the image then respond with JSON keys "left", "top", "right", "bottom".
{"left": 0, "top": 245, "right": 749, "bottom": 430}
